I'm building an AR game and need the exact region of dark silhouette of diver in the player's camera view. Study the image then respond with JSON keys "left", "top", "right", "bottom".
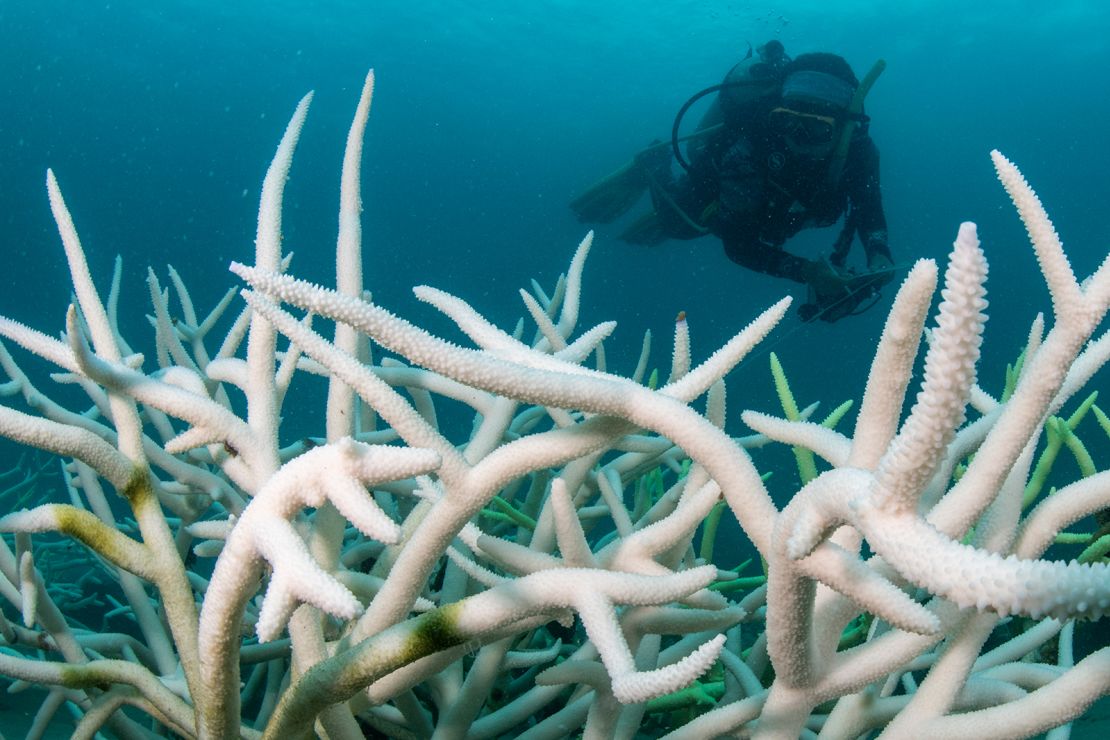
{"left": 572, "top": 41, "right": 897, "bottom": 322}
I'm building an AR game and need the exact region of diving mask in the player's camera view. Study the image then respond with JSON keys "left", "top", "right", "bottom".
{"left": 769, "top": 107, "right": 839, "bottom": 146}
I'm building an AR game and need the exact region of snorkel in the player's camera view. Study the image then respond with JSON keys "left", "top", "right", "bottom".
{"left": 826, "top": 58, "right": 886, "bottom": 185}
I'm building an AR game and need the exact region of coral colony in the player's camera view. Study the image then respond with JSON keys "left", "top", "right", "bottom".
{"left": 0, "top": 70, "right": 1107, "bottom": 739}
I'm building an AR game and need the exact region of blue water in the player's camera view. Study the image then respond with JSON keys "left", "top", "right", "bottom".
{"left": 0, "top": 1, "right": 1105, "bottom": 421}
{"left": 1, "top": 1, "right": 1108, "bottom": 477}
{"left": 1, "top": 3, "right": 1109, "bottom": 735}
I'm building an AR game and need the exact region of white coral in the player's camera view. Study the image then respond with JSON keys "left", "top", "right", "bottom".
{"left": 202, "top": 439, "right": 440, "bottom": 642}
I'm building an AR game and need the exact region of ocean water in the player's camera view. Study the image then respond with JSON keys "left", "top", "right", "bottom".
{"left": 3, "top": 1, "right": 1109, "bottom": 429}
{"left": 1, "top": 0, "right": 1108, "bottom": 735}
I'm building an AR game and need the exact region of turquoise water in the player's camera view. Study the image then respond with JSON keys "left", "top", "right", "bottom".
{"left": 3, "top": 1, "right": 1108, "bottom": 426}
{"left": 0, "top": 2, "right": 1108, "bottom": 733}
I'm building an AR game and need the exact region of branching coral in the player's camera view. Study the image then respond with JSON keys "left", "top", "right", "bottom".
{"left": 0, "top": 70, "right": 1106, "bottom": 739}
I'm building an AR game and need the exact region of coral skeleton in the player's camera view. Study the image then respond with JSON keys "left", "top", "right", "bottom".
{"left": 0, "top": 70, "right": 1107, "bottom": 738}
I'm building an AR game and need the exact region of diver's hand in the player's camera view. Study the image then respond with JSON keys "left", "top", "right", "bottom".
{"left": 866, "top": 253, "right": 896, "bottom": 287}
{"left": 798, "top": 258, "right": 858, "bottom": 322}
{"left": 802, "top": 258, "right": 854, "bottom": 303}
{"left": 800, "top": 256, "right": 893, "bottom": 323}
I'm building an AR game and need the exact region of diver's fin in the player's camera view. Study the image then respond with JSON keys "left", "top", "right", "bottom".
{"left": 569, "top": 157, "right": 651, "bottom": 224}
{"left": 571, "top": 139, "right": 676, "bottom": 224}
{"left": 618, "top": 209, "right": 669, "bottom": 246}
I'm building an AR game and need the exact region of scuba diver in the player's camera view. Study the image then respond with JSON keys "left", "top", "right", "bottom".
{"left": 571, "top": 41, "right": 896, "bottom": 322}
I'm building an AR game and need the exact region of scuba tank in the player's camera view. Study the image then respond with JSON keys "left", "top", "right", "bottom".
{"left": 717, "top": 40, "right": 791, "bottom": 127}
{"left": 676, "top": 41, "right": 791, "bottom": 170}
{"left": 646, "top": 41, "right": 791, "bottom": 238}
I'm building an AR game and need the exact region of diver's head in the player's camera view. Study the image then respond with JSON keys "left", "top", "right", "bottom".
{"left": 771, "top": 53, "right": 859, "bottom": 159}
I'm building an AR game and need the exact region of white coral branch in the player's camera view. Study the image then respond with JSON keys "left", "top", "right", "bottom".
{"left": 201, "top": 439, "right": 440, "bottom": 643}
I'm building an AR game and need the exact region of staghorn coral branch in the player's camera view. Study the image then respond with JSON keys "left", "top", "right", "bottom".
{"left": 296, "top": 75, "right": 375, "bottom": 735}
{"left": 264, "top": 567, "right": 724, "bottom": 736}
{"left": 914, "top": 647, "right": 1110, "bottom": 739}
{"left": 872, "top": 223, "right": 988, "bottom": 515}
{"left": 741, "top": 409, "right": 851, "bottom": 467}
{"left": 0, "top": 651, "right": 202, "bottom": 739}
{"left": 990, "top": 151, "right": 1083, "bottom": 319}
{"left": 196, "top": 438, "right": 440, "bottom": 737}
{"left": 0, "top": 505, "right": 155, "bottom": 580}
{"left": 47, "top": 172, "right": 147, "bottom": 467}
{"left": 0, "top": 404, "right": 133, "bottom": 490}
{"left": 753, "top": 191, "right": 1109, "bottom": 737}
{"left": 234, "top": 265, "right": 782, "bottom": 552}
{"left": 63, "top": 306, "right": 265, "bottom": 482}
{"left": 848, "top": 259, "right": 939, "bottom": 469}
{"left": 2, "top": 65, "right": 1107, "bottom": 740}
{"left": 241, "top": 91, "right": 313, "bottom": 485}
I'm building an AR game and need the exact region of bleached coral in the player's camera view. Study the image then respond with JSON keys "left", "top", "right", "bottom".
{"left": 0, "top": 70, "right": 1106, "bottom": 740}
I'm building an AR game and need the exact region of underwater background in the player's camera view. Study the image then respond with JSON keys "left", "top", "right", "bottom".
{"left": 1, "top": 0, "right": 1108, "bottom": 735}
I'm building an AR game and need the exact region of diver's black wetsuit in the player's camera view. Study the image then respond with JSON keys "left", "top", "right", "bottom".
{"left": 650, "top": 117, "right": 892, "bottom": 283}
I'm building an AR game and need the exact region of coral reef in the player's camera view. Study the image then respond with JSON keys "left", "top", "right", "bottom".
{"left": 0, "top": 71, "right": 1107, "bottom": 738}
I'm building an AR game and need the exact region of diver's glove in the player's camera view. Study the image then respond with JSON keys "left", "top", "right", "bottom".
{"left": 865, "top": 252, "right": 896, "bottom": 288}
{"left": 798, "top": 258, "right": 860, "bottom": 323}
{"left": 802, "top": 258, "right": 854, "bottom": 301}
